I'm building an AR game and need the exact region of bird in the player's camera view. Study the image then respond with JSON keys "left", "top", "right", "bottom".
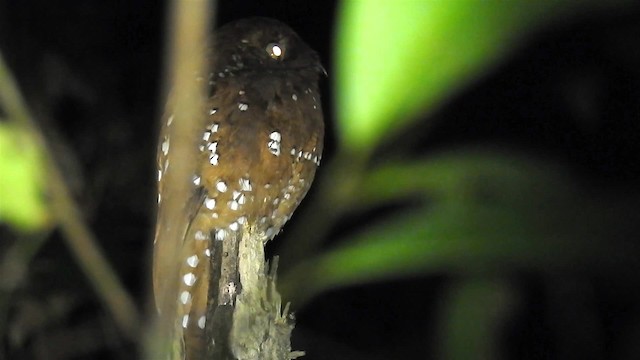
{"left": 153, "top": 17, "right": 325, "bottom": 359}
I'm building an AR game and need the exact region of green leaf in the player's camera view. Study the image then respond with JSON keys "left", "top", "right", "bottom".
{"left": 281, "top": 152, "right": 640, "bottom": 303}
{"left": 289, "top": 203, "right": 550, "bottom": 296}
{"left": 335, "top": 0, "right": 631, "bottom": 154}
{"left": 0, "top": 123, "right": 49, "bottom": 231}
{"left": 355, "top": 150, "right": 573, "bottom": 207}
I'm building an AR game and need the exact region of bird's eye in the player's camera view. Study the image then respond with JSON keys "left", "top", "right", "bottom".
{"left": 266, "top": 43, "right": 284, "bottom": 60}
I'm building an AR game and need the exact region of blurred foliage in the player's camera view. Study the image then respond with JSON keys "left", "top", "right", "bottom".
{"left": 280, "top": 0, "right": 640, "bottom": 359}
{"left": 0, "top": 47, "right": 139, "bottom": 352}
{"left": 335, "top": 0, "right": 631, "bottom": 154}
{"left": 286, "top": 0, "right": 639, "bottom": 297}
{"left": 284, "top": 150, "right": 640, "bottom": 299}
{"left": 0, "top": 123, "right": 48, "bottom": 231}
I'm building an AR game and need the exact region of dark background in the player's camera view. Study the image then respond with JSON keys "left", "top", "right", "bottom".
{"left": 1, "top": 1, "right": 640, "bottom": 359}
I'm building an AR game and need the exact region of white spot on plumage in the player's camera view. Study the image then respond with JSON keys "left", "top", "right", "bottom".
{"left": 180, "top": 291, "right": 191, "bottom": 304}
{"left": 204, "top": 197, "right": 216, "bottom": 210}
{"left": 182, "top": 314, "right": 189, "bottom": 328}
{"left": 195, "top": 230, "right": 206, "bottom": 241}
{"left": 237, "top": 216, "right": 247, "bottom": 224}
{"left": 238, "top": 103, "right": 249, "bottom": 111}
{"left": 161, "top": 137, "right": 170, "bottom": 155}
{"left": 186, "top": 255, "right": 199, "bottom": 268}
{"left": 238, "top": 194, "right": 246, "bottom": 205}
{"left": 183, "top": 273, "right": 196, "bottom": 286}
{"left": 206, "top": 141, "right": 219, "bottom": 166}
{"left": 268, "top": 131, "right": 281, "bottom": 156}
{"left": 157, "top": 170, "right": 162, "bottom": 182}
{"left": 202, "top": 131, "right": 211, "bottom": 141}
{"left": 209, "top": 108, "right": 217, "bottom": 115}
{"left": 216, "top": 181, "right": 227, "bottom": 193}
{"left": 292, "top": 94, "right": 298, "bottom": 101}
{"left": 167, "top": 115, "right": 174, "bottom": 126}
{"left": 229, "top": 200, "right": 239, "bottom": 211}
{"left": 229, "top": 222, "right": 239, "bottom": 231}
{"left": 193, "top": 176, "right": 201, "bottom": 186}
{"left": 204, "top": 248, "right": 211, "bottom": 257}
{"left": 215, "top": 229, "right": 226, "bottom": 241}
{"left": 197, "top": 316, "right": 206, "bottom": 329}
{"left": 239, "top": 178, "right": 252, "bottom": 191}
{"left": 269, "top": 131, "right": 282, "bottom": 142}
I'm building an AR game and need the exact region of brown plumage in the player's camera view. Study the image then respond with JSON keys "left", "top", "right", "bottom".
{"left": 153, "top": 17, "right": 324, "bottom": 359}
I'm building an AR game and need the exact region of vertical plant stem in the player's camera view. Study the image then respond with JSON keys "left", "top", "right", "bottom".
{"left": 148, "top": 0, "right": 214, "bottom": 358}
